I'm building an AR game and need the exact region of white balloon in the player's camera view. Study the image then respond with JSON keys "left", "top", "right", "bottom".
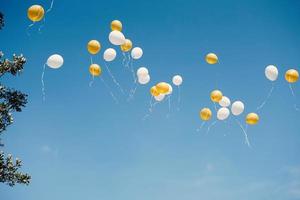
{"left": 137, "top": 67, "right": 149, "bottom": 77}
{"left": 154, "top": 93, "right": 165, "bottom": 101}
{"left": 217, "top": 107, "right": 230, "bottom": 120}
{"left": 138, "top": 74, "right": 150, "bottom": 85}
{"left": 103, "top": 48, "right": 117, "bottom": 62}
{"left": 219, "top": 96, "right": 231, "bottom": 107}
{"left": 172, "top": 75, "right": 183, "bottom": 86}
{"left": 46, "top": 54, "right": 64, "bottom": 69}
{"left": 265, "top": 65, "right": 278, "bottom": 81}
{"left": 109, "top": 31, "right": 125, "bottom": 45}
{"left": 166, "top": 83, "right": 173, "bottom": 95}
{"left": 231, "top": 101, "right": 244, "bottom": 116}
{"left": 131, "top": 47, "right": 143, "bottom": 60}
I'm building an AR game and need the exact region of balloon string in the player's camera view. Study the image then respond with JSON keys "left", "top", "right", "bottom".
{"left": 206, "top": 120, "right": 217, "bottom": 134}
{"left": 177, "top": 86, "right": 181, "bottom": 111}
{"left": 90, "top": 56, "right": 93, "bottom": 64}
{"left": 41, "top": 64, "right": 46, "bottom": 101}
{"left": 235, "top": 119, "right": 251, "bottom": 147}
{"left": 128, "top": 84, "right": 138, "bottom": 101}
{"left": 122, "top": 52, "right": 127, "bottom": 67}
{"left": 38, "top": 0, "right": 54, "bottom": 33}
{"left": 100, "top": 77, "right": 118, "bottom": 104}
{"left": 196, "top": 121, "right": 205, "bottom": 132}
{"left": 289, "top": 84, "right": 300, "bottom": 111}
{"left": 26, "top": 22, "right": 35, "bottom": 36}
{"left": 104, "top": 63, "right": 125, "bottom": 95}
{"left": 142, "top": 96, "right": 156, "bottom": 120}
{"left": 256, "top": 83, "right": 275, "bottom": 111}
{"left": 213, "top": 102, "right": 218, "bottom": 112}
{"left": 89, "top": 75, "right": 94, "bottom": 87}
{"left": 166, "top": 95, "right": 171, "bottom": 118}
{"left": 127, "top": 52, "right": 131, "bottom": 69}
{"left": 130, "top": 58, "right": 137, "bottom": 83}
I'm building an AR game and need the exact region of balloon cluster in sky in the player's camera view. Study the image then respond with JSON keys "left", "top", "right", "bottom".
{"left": 86, "top": 20, "right": 144, "bottom": 77}
{"left": 24, "top": 4, "right": 300, "bottom": 146}
{"left": 200, "top": 89, "right": 259, "bottom": 125}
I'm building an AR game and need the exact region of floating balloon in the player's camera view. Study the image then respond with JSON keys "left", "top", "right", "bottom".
{"left": 231, "top": 101, "right": 244, "bottom": 116}
{"left": 200, "top": 108, "right": 212, "bottom": 121}
{"left": 121, "top": 39, "right": 133, "bottom": 52}
{"left": 219, "top": 96, "right": 231, "bottom": 107}
{"left": 131, "top": 47, "right": 143, "bottom": 60}
{"left": 205, "top": 53, "right": 218, "bottom": 64}
{"left": 154, "top": 94, "right": 165, "bottom": 102}
{"left": 87, "top": 40, "right": 101, "bottom": 55}
{"left": 166, "top": 84, "right": 173, "bottom": 95}
{"left": 217, "top": 107, "right": 230, "bottom": 120}
{"left": 150, "top": 86, "right": 160, "bottom": 97}
{"left": 210, "top": 90, "right": 223, "bottom": 103}
{"left": 28, "top": 5, "right": 45, "bottom": 22}
{"left": 111, "top": 20, "right": 122, "bottom": 31}
{"left": 138, "top": 75, "right": 150, "bottom": 85}
{"left": 172, "top": 75, "right": 183, "bottom": 86}
{"left": 89, "top": 64, "right": 101, "bottom": 76}
{"left": 109, "top": 31, "right": 126, "bottom": 45}
{"left": 285, "top": 69, "right": 299, "bottom": 83}
{"left": 103, "top": 48, "right": 117, "bottom": 62}
{"left": 156, "top": 82, "right": 170, "bottom": 94}
{"left": 137, "top": 67, "right": 149, "bottom": 77}
{"left": 246, "top": 113, "right": 259, "bottom": 125}
{"left": 265, "top": 65, "right": 278, "bottom": 81}
{"left": 46, "top": 54, "right": 64, "bottom": 69}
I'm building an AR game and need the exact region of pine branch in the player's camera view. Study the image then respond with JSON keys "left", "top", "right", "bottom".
{"left": 0, "top": 151, "right": 31, "bottom": 186}
{"left": 0, "top": 12, "right": 4, "bottom": 30}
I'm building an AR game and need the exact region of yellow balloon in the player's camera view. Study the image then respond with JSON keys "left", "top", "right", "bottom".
{"left": 285, "top": 69, "right": 299, "bottom": 83}
{"left": 120, "top": 39, "right": 133, "bottom": 52}
{"left": 200, "top": 108, "right": 212, "bottom": 121}
{"left": 205, "top": 53, "right": 218, "bottom": 64}
{"left": 27, "top": 5, "right": 44, "bottom": 22}
{"left": 210, "top": 90, "right": 223, "bottom": 102}
{"left": 246, "top": 113, "right": 259, "bottom": 125}
{"left": 89, "top": 64, "right": 101, "bottom": 76}
{"left": 111, "top": 20, "right": 122, "bottom": 31}
{"left": 87, "top": 40, "right": 101, "bottom": 55}
{"left": 156, "top": 82, "right": 169, "bottom": 94}
{"left": 150, "top": 86, "right": 160, "bottom": 97}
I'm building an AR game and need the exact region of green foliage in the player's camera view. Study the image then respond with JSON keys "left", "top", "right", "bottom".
{"left": 0, "top": 13, "right": 31, "bottom": 186}
{"left": 0, "top": 152, "right": 31, "bottom": 186}
{"left": 0, "top": 12, "right": 4, "bottom": 30}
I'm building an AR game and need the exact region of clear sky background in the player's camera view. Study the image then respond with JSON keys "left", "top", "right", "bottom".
{"left": 1, "top": 0, "right": 300, "bottom": 199}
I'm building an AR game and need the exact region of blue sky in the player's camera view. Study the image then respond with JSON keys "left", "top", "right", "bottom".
{"left": 1, "top": 0, "right": 300, "bottom": 199}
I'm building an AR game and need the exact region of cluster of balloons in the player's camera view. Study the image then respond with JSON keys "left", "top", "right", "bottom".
{"left": 265, "top": 65, "right": 299, "bottom": 83}
{"left": 149, "top": 75, "right": 183, "bottom": 102}
{"left": 86, "top": 20, "right": 144, "bottom": 78}
{"left": 137, "top": 67, "right": 150, "bottom": 85}
{"left": 199, "top": 89, "right": 259, "bottom": 125}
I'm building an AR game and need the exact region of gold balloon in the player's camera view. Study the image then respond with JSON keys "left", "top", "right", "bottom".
{"left": 205, "top": 53, "right": 218, "bottom": 64}
{"left": 111, "top": 20, "right": 122, "bottom": 31}
{"left": 210, "top": 90, "right": 223, "bottom": 102}
{"left": 246, "top": 113, "right": 259, "bottom": 125}
{"left": 87, "top": 40, "right": 101, "bottom": 55}
{"left": 120, "top": 39, "right": 133, "bottom": 52}
{"left": 150, "top": 86, "right": 160, "bottom": 97}
{"left": 156, "top": 82, "right": 169, "bottom": 94}
{"left": 89, "top": 64, "right": 101, "bottom": 76}
{"left": 27, "top": 5, "right": 45, "bottom": 22}
{"left": 285, "top": 69, "right": 299, "bottom": 83}
{"left": 200, "top": 108, "right": 212, "bottom": 121}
